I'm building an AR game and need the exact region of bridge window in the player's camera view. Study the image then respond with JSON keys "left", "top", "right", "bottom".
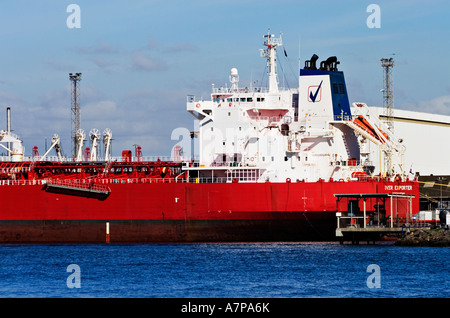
{"left": 333, "top": 83, "right": 346, "bottom": 94}
{"left": 332, "top": 84, "right": 338, "bottom": 94}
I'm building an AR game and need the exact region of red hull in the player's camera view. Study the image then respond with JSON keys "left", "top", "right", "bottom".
{"left": 0, "top": 179, "right": 419, "bottom": 243}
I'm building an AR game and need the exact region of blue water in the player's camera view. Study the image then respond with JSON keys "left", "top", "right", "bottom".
{"left": 0, "top": 242, "right": 448, "bottom": 298}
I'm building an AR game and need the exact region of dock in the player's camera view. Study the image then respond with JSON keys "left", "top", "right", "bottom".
{"left": 336, "top": 226, "right": 406, "bottom": 244}
{"left": 334, "top": 192, "right": 416, "bottom": 244}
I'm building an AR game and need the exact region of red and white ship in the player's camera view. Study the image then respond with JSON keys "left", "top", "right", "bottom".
{"left": 0, "top": 31, "right": 419, "bottom": 243}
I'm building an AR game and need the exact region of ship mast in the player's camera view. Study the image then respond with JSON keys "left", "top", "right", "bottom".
{"left": 260, "top": 30, "right": 282, "bottom": 93}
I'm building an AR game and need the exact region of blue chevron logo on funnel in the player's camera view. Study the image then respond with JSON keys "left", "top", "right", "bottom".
{"left": 309, "top": 80, "right": 323, "bottom": 102}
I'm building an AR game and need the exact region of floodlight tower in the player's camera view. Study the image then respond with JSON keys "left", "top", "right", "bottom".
{"left": 380, "top": 58, "right": 394, "bottom": 175}
{"left": 69, "top": 72, "right": 82, "bottom": 158}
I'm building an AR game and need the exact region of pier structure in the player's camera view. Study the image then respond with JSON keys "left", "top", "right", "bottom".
{"left": 335, "top": 193, "right": 416, "bottom": 244}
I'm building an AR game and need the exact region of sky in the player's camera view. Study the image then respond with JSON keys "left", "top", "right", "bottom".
{"left": 0, "top": 0, "right": 449, "bottom": 158}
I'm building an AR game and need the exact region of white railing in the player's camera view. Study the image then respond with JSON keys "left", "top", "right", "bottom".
{"left": 210, "top": 87, "right": 269, "bottom": 94}
{"left": 0, "top": 175, "right": 265, "bottom": 186}
{"left": 0, "top": 179, "right": 48, "bottom": 186}
{"left": 0, "top": 155, "right": 189, "bottom": 163}
{"left": 246, "top": 115, "right": 284, "bottom": 123}
{"left": 333, "top": 114, "right": 353, "bottom": 121}
{"left": 0, "top": 177, "right": 188, "bottom": 186}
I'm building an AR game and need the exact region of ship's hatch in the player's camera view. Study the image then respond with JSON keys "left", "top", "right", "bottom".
{"left": 43, "top": 180, "right": 110, "bottom": 200}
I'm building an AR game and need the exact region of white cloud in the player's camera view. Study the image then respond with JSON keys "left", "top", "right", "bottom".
{"left": 0, "top": 91, "right": 28, "bottom": 108}
{"left": 131, "top": 53, "right": 169, "bottom": 72}
{"left": 75, "top": 40, "right": 120, "bottom": 55}
{"left": 164, "top": 42, "right": 199, "bottom": 53}
{"left": 83, "top": 100, "right": 118, "bottom": 119}
{"left": 403, "top": 95, "right": 450, "bottom": 116}
{"left": 91, "top": 57, "right": 116, "bottom": 71}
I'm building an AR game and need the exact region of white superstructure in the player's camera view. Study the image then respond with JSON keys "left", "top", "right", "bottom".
{"left": 186, "top": 31, "right": 403, "bottom": 183}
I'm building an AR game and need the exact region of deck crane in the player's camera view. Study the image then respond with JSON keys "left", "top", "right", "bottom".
{"left": 0, "top": 130, "right": 25, "bottom": 161}
{"left": 75, "top": 129, "right": 86, "bottom": 162}
{"left": 89, "top": 128, "right": 101, "bottom": 161}
{"left": 103, "top": 128, "right": 112, "bottom": 162}
{"left": 40, "top": 134, "right": 63, "bottom": 161}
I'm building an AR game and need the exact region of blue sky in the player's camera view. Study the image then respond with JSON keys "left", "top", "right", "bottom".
{"left": 0, "top": 0, "right": 449, "bottom": 157}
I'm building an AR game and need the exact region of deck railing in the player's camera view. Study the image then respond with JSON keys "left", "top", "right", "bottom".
{"left": 0, "top": 176, "right": 229, "bottom": 186}
{"left": 0, "top": 155, "right": 189, "bottom": 163}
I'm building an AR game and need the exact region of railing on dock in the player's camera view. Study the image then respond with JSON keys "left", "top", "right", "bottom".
{"left": 334, "top": 192, "right": 417, "bottom": 244}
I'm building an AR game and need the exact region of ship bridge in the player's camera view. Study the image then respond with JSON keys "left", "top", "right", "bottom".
{"left": 184, "top": 31, "right": 413, "bottom": 183}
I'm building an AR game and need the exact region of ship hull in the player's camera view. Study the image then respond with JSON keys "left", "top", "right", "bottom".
{"left": 0, "top": 179, "right": 419, "bottom": 243}
{"left": 0, "top": 216, "right": 336, "bottom": 243}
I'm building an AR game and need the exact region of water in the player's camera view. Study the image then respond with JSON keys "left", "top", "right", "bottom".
{"left": 0, "top": 242, "right": 448, "bottom": 298}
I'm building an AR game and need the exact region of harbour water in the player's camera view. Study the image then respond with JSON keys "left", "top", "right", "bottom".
{"left": 0, "top": 242, "right": 448, "bottom": 298}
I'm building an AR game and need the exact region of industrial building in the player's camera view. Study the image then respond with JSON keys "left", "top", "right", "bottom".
{"left": 368, "top": 106, "right": 450, "bottom": 218}
{"left": 368, "top": 106, "right": 450, "bottom": 176}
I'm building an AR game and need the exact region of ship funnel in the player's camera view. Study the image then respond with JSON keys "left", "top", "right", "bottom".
{"left": 299, "top": 55, "right": 350, "bottom": 120}
{"left": 319, "top": 56, "right": 340, "bottom": 71}
{"left": 304, "top": 54, "right": 319, "bottom": 70}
